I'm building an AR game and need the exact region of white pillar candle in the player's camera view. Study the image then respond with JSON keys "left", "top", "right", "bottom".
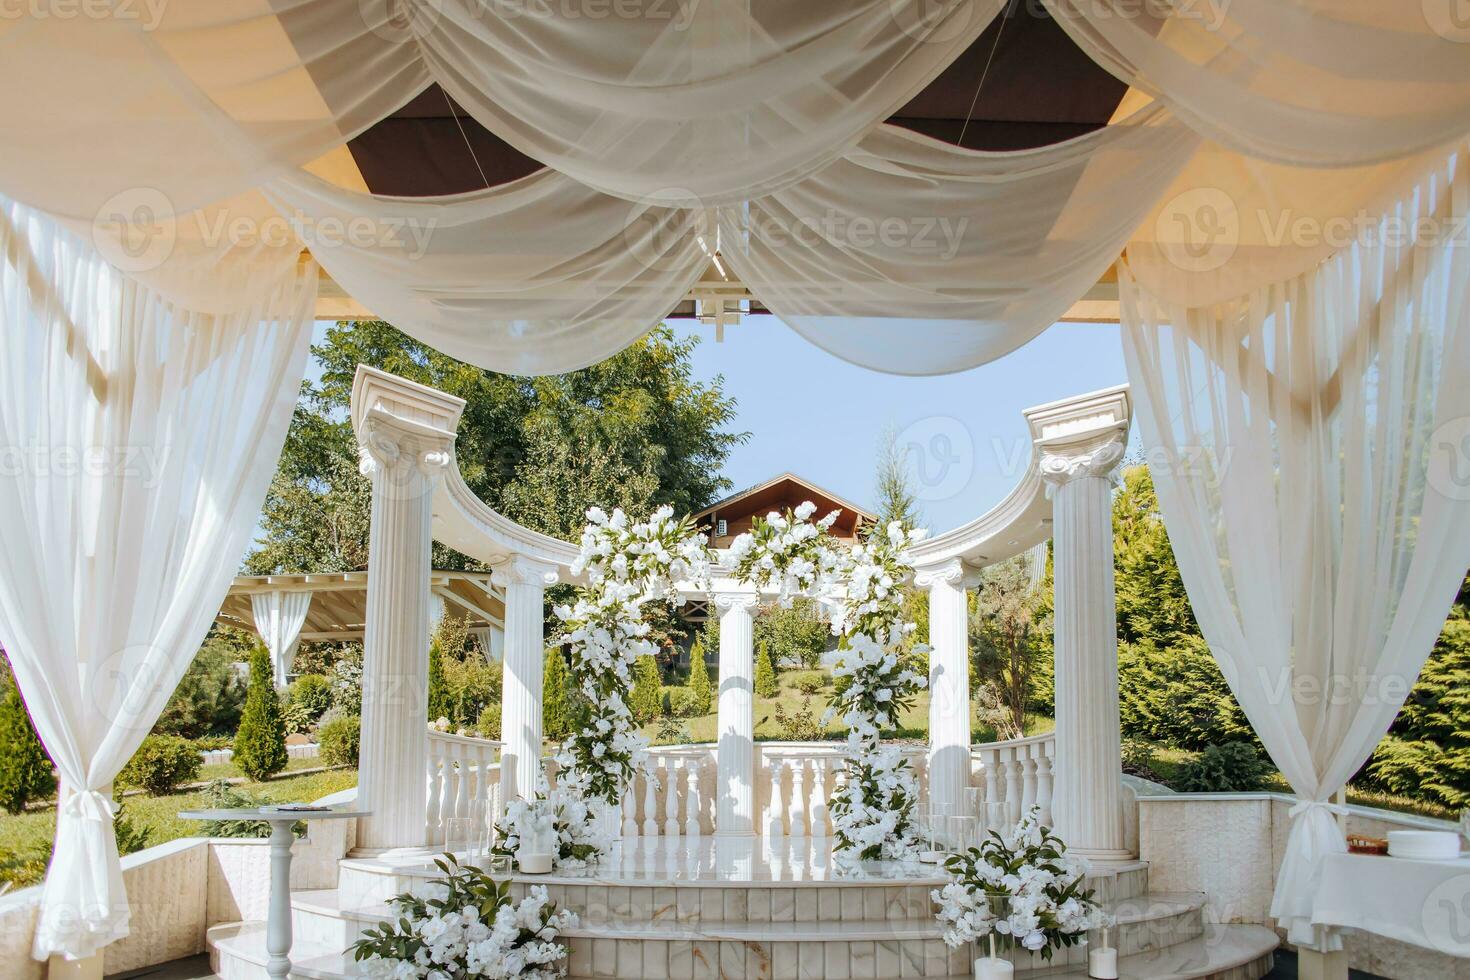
{"left": 973, "top": 957, "right": 1014, "bottom": 979}
{"left": 517, "top": 851, "right": 553, "bottom": 874}
{"left": 1088, "top": 946, "right": 1118, "bottom": 979}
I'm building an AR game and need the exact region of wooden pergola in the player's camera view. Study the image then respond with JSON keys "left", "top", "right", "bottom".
{"left": 215, "top": 570, "right": 505, "bottom": 643}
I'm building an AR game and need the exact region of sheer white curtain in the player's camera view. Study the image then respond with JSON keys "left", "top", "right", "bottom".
{"left": 721, "top": 104, "right": 1199, "bottom": 374}
{"left": 1044, "top": 0, "right": 1470, "bottom": 168}
{"left": 1119, "top": 148, "right": 1470, "bottom": 948}
{"left": 251, "top": 591, "right": 314, "bottom": 688}
{"left": 0, "top": 198, "right": 316, "bottom": 960}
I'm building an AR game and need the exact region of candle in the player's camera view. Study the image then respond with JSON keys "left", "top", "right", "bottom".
{"left": 1088, "top": 946, "right": 1119, "bottom": 979}
{"left": 973, "top": 957, "right": 1014, "bottom": 979}
{"left": 517, "top": 852, "right": 553, "bottom": 874}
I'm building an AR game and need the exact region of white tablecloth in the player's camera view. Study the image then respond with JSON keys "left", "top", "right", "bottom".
{"left": 1312, "top": 852, "right": 1470, "bottom": 957}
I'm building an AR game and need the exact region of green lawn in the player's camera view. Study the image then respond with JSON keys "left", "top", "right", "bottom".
{"left": 643, "top": 669, "right": 1055, "bottom": 745}
{"left": 0, "top": 767, "right": 358, "bottom": 890}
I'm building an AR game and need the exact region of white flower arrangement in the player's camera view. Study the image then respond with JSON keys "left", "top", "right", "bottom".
{"left": 492, "top": 789, "right": 609, "bottom": 870}
{"left": 932, "top": 807, "right": 1109, "bottom": 961}
{"left": 554, "top": 505, "right": 710, "bottom": 803}
{"left": 351, "top": 854, "right": 577, "bottom": 979}
{"left": 728, "top": 501, "right": 843, "bottom": 607}
{"left": 730, "top": 507, "right": 929, "bottom": 861}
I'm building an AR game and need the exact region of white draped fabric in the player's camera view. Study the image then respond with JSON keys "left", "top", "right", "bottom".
{"left": 0, "top": 198, "right": 316, "bottom": 959}
{"left": 1044, "top": 0, "right": 1470, "bottom": 168}
{"left": 266, "top": 169, "right": 709, "bottom": 374}
{"left": 251, "top": 591, "right": 313, "bottom": 688}
{"left": 1118, "top": 149, "right": 1470, "bottom": 948}
{"left": 722, "top": 106, "right": 1199, "bottom": 374}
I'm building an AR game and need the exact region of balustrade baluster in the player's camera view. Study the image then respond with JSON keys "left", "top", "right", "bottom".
{"left": 685, "top": 759, "right": 703, "bottom": 837}
{"left": 1020, "top": 753, "right": 1037, "bottom": 816}
{"left": 1003, "top": 751, "right": 1023, "bottom": 825}
{"left": 425, "top": 748, "right": 445, "bottom": 846}
{"left": 766, "top": 759, "right": 785, "bottom": 837}
{"left": 789, "top": 759, "right": 808, "bottom": 836}
{"left": 622, "top": 777, "right": 639, "bottom": 836}
{"left": 982, "top": 748, "right": 1000, "bottom": 825}
{"left": 664, "top": 758, "right": 681, "bottom": 836}
{"left": 1035, "top": 749, "right": 1054, "bottom": 827}
{"left": 643, "top": 767, "right": 660, "bottom": 836}
{"left": 810, "top": 758, "right": 829, "bottom": 838}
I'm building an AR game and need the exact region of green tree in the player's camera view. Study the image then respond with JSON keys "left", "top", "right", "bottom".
{"left": 687, "top": 639, "right": 713, "bottom": 715}
{"left": 869, "top": 425, "right": 922, "bottom": 537}
{"left": 0, "top": 679, "right": 53, "bottom": 814}
{"left": 631, "top": 654, "right": 663, "bottom": 723}
{"left": 754, "top": 598, "right": 829, "bottom": 670}
{"left": 755, "top": 640, "right": 779, "bottom": 699}
{"left": 153, "top": 634, "right": 250, "bottom": 739}
{"left": 1113, "top": 465, "right": 1198, "bottom": 647}
{"left": 248, "top": 323, "right": 746, "bottom": 572}
{"left": 427, "top": 638, "right": 451, "bottom": 723}
{"left": 970, "top": 556, "right": 1042, "bottom": 733}
{"left": 233, "top": 646, "right": 288, "bottom": 781}
{"left": 542, "top": 647, "right": 574, "bottom": 741}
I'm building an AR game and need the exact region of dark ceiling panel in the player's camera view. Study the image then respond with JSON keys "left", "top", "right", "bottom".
{"left": 345, "top": 3, "right": 1127, "bottom": 196}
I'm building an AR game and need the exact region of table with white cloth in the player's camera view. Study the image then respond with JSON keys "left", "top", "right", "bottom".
{"left": 1310, "top": 852, "right": 1470, "bottom": 962}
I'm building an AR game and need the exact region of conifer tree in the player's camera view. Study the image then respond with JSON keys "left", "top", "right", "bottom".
{"left": 755, "top": 640, "right": 778, "bottom": 699}
{"left": 234, "top": 645, "right": 288, "bottom": 781}
{"left": 687, "top": 638, "right": 713, "bottom": 715}
{"left": 542, "top": 647, "right": 573, "bottom": 741}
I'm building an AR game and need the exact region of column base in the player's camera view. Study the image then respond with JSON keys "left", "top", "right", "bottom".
{"left": 1070, "top": 847, "right": 1138, "bottom": 865}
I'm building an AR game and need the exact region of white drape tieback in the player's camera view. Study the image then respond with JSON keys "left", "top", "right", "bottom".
{"left": 1273, "top": 798, "right": 1351, "bottom": 950}
{"left": 32, "top": 789, "right": 127, "bottom": 960}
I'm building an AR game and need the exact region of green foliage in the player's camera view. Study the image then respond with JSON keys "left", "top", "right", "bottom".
{"left": 790, "top": 670, "right": 826, "bottom": 695}
{"left": 1362, "top": 574, "right": 1470, "bottom": 809}
{"left": 317, "top": 711, "right": 361, "bottom": 767}
{"left": 441, "top": 656, "right": 501, "bottom": 729}
{"left": 233, "top": 646, "right": 288, "bottom": 782}
{"left": 754, "top": 641, "right": 778, "bottom": 699}
{"left": 475, "top": 703, "right": 502, "bottom": 740}
{"left": 869, "top": 425, "right": 922, "bottom": 536}
{"left": 248, "top": 323, "right": 745, "bottom": 573}
{"left": 542, "top": 647, "right": 574, "bottom": 741}
{"left": 1174, "top": 742, "right": 1271, "bottom": 793}
{"left": 770, "top": 695, "right": 825, "bottom": 742}
{"left": 686, "top": 639, "right": 713, "bottom": 715}
{"left": 329, "top": 645, "right": 364, "bottom": 715}
{"left": 427, "top": 638, "right": 451, "bottom": 724}
{"left": 970, "top": 556, "right": 1044, "bottom": 733}
{"left": 153, "top": 635, "right": 249, "bottom": 738}
{"left": 1118, "top": 637, "right": 1255, "bottom": 751}
{"left": 0, "top": 680, "right": 53, "bottom": 813}
{"left": 1113, "top": 466, "right": 1199, "bottom": 646}
{"left": 754, "top": 599, "right": 830, "bottom": 670}
{"left": 631, "top": 654, "right": 663, "bottom": 723}
{"left": 283, "top": 674, "right": 334, "bottom": 734}
{"left": 118, "top": 735, "right": 202, "bottom": 796}
{"left": 113, "top": 804, "right": 152, "bottom": 855}
{"left": 1120, "top": 738, "right": 1161, "bottom": 782}
{"left": 664, "top": 686, "right": 699, "bottom": 718}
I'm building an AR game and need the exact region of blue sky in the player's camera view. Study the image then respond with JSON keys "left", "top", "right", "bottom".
{"left": 667, "top": 316, "right": 1132, "bottom": 533}
{"left": 306, "top": 316, "right": 1134, "bottom": 535}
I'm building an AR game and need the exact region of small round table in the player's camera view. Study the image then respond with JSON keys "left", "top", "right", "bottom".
{"left": 179, "top": 806, "right": 367, "bottom": 980}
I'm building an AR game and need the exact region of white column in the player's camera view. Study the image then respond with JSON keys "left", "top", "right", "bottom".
{"left": 917, "top": 559, "right": 970, "bottom": 816}
{"left": 495, "top": 555, "right": 557, "bottom": 803}
{"left": 1042, "top": 430, "right": 1132, "bottom": 862}
{"left": 713, "top": 590, "right": 759, "bottom": 836}
{"left": 354, "top": 415, "right": 449, "bottom": 854}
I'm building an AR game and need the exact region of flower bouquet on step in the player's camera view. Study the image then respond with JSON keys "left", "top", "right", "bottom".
{"left": 932, "top": 806, "right": 1110, "bottom": 962}
{"left": 351, "top": 853, "right": 577, "bottom": 979}
{"left": 492, "top": 788, "right": 608, "bottom": 871}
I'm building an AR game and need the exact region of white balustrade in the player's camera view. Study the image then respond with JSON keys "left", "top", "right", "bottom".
{"left": 969, "top": 731, "right": 1057, "bottom": 833}
{"left": 425, "top": 730, "right": 503, "bottom": 847}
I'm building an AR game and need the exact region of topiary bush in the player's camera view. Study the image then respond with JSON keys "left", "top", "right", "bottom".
{"left": 427, "top": 638, "right": 451, "bottom": 724}
{"left": 542, "top": 647, "right": 573, "bottom": 741}
{"left": 317, "top": 711, "right": 361, "bottom": 767}
{"left": 0, "top": 682, "right": 54, "bottom": 813}
{"left": 475, "top": 702, "right": 502, "bottom": 740}
{"left": 283, "top": 674, "right": 334, "bottom": 734}
{"left": 686, "top": 639, "right": 713, "bottom": 715}
{"left": 1173, "top": 742, "right": 1271, "bottom": 793}
{"left": 234, "top": 645, "right": 288, "bottom": 781}
{"left": 754, "top": 641, "right": 778, "bottom": 699}
{"left": 631, "top": 654, "right": 663, "bottom": 723}
{"left": 118, "top": 734, "right": 202, "bottom": 795}
{"left": 790, "top": 670, "right": 825, "bottom": 695}
{"left": 664, "top": 687, "right": 698, "bottom": 718}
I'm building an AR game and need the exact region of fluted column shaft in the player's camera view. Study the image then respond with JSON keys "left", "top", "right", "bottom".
{"left": 1045, "top": 436, "right": 1131, "bottom": 861}
{"left": 919, "top": 560, "right": 970, "bottom": 815}
{"left": 714, "top": 591, "right": 759, "bottom": 836}
{"left": 495, "top": 557, "right": 556, "bottom": 802}
{"left": 356, "top": 422, "right": 446, "bottom": 854}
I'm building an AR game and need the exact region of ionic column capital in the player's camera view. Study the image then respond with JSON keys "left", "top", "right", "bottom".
{"left": 356, "top": 414, "right": 455, "bottom": 481}
{"left": 491, "top": 554, "right": 560, "bottom": 589}
{"left": 1039, "top": 433, "right": 1126, "bottom": 489}
{"left": 712, "top": 590, "right": 760, "bottom": 613}
{"left": 913, "top": 558, "right": 965, "bottom": 590}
